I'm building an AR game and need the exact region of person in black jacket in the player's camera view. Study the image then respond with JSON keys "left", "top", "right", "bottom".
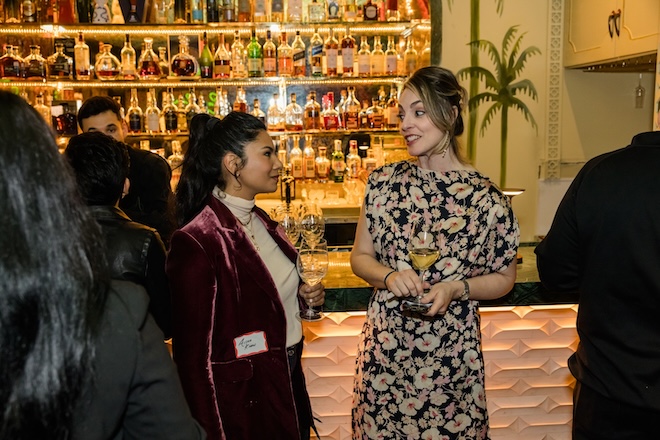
{"left": 535, "top": 131, "right": 660, "bottom": 439}
{"left": 78, "top": 95, "right": 175, "bottom": 246}
{"left": 65, "top": 132, "right": 172, "bottom": 338}
{"left": 0, "top": 90, "right": 204, "bottom": 440}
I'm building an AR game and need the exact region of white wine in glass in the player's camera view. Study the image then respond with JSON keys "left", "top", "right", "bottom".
{"left": 403, "top": 220, "right": 439, "bottom": 313}
{"left": 296, "top": 240, "right": 328, "bottom": 321}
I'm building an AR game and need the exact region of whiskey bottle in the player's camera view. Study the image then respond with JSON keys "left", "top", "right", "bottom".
{"left": 315, "top": 146, "right": 330, "bottom": 183}
{"left": 291, "top": 30, "right": 306, "bottom": 77}
{"left": 176, "top": 93, "right": 187, "bottom": 132}
{"left": 73, "top": 32, "right": 91, "bottom": 80}
{"left": 302, "top": 135, "right": 316, "bottom": 181}
{"left": 367, "top": 98, "right": 384, "bottom": 129}
{"left": 370, "top": 36, "right": 385, "bottom": 76}
{"left": 304, "top": 90, "right": 322, "bottom": 131}
{"left": 162, "top": 89, "right": 179, "bottom": 133}
{"left": 341, "top": 27, "right": 356, "bottom": 77}
{"left": 262, "top": 30, "right": 277, "bottom": 77}
{"left": 278, "top": 32, "right": 294, "bottom": 77}
{"left": 323, "top": 28, "right": 339, "bottom": 77}
{"left": 267, "top": 93, "right": 285, "bottom": 132}
{"left": 251, "top": 98, "right": 266, "bottom": 124}
{"left": 47, "top": 42, "right": 73, "bottom": 80}
{"left": 0, "top": 46, "right": 23, "bottom": 80}
{"left": 404, "top": 37, "right": 418, "bottom": 75}
{"left": 233, "top": 86, "right": 248, "bottom": 113}
{"left": 33, "top": 92, "right": 51, "bottom": 125}
{"left": 289, "top": 135, "right": 304, "bottom": 179}
{"left": 213, "top": 33, "right": 231, "bottom": 78}
{"left": 144, "top": 90, "right": 161, "bottom": 134}
{"left": 171, "top": 35, "right": 199, "bottom": 77}
{"left": 120, "top": 34, "right": 137, "bottom": 80}
{"left": 24, "top": 45, "right": 47, "bottom": 81}
{"left": 321, "top": 92, "right": 340, "bottom": 131}
{"left": 284, "top": 93, "right": 303, "bottom": 131}
{"left": 357, "top": 36, "right": 371, "bottom": 77}
{"left": 343, "top": 86, "right": 360, "bottom": 130}
{"left": 237, "top": 0, "right": 251, "bottom": 22}
{"left": 386, "top": 85, "right": 399, "bottom": 129}
{"left": 138, "top": 37, "right": 162, "bottom": 80}
{"left": 385, "top": 35, "right": 397, "bottom": 75}
{"left": 309, "top": 28, "right": 324, "bottom": 77}
{"left": 126, "top": 88, "right": 144, "bottom": 134}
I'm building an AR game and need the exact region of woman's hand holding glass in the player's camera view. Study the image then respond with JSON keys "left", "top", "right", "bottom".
{"left": 296, "top": 239, "right": 328, "bottom": 321}
{"left": 402, "top": 219, "right": 439, "bottom": 313}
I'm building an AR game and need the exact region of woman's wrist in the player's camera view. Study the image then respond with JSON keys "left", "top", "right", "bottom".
{"left": 383, "top": 270, "right": 396, "bottom": 288}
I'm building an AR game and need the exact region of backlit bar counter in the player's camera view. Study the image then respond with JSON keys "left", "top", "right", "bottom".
{"left": 303, "top": 244, "right": 579, "bottom": 440}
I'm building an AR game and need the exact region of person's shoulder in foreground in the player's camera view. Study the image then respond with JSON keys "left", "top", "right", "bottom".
{"left": 71, "top": 280, "right": 206, "bottom": 440}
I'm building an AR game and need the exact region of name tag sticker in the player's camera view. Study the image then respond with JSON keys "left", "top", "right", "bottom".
{"left": 234, "top": 331, "right": 269, "bottom": 358}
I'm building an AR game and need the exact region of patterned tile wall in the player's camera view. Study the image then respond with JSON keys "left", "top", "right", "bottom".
{"left": 302, "top": 305, "right": 578, "bottom": 439}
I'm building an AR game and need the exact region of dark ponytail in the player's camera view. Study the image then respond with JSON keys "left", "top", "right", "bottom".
{"left": 175, "top": 111, "right": 267, "bottom": 226}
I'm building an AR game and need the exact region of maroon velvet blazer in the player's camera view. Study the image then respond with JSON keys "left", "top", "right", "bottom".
{"left": 166, "top": 196, "right": 313, "bottom": 440}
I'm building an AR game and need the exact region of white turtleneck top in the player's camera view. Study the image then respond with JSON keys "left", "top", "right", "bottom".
{"left": 213, "top": 187, "right": 302, "bottom": 347}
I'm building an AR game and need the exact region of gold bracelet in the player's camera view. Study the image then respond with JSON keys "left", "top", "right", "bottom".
{"left": 460, "top": 279, "right": 470, "bottom": 301}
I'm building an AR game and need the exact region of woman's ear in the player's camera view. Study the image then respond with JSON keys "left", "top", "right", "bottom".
{"left": 223, "top": 153, "right": 239, "bottom": 177}
{"left": 452, "top": 105, "right": 459, "bottom": 120}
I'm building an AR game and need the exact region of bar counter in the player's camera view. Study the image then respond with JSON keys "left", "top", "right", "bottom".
{"left": 303, "top": 243, "right": 579, "bottom": 440}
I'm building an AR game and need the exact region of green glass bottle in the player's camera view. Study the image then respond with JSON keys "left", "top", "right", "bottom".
{"left": 199, "top": 32, "right": 214, "bottom": 79}
{"left": 247, "top": 28, "right": 263, "bottom": 78}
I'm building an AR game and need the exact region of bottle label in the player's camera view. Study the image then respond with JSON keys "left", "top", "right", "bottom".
{"left": 342, "top": 49, "right": 354, "bottom": 70}
{"left": 293, "top": 49, "right": 305, "bottom": 64}
{"left": 316, "top": 162, "right": 329, "bottom": 178}
{"left": 146, "top": 114, "right": 160, "bottom": 132}
{"left": 264, "top": 58, "right": 276, "bottom": 73}
{"left": 386, "top": 56, "right": 397, "bottom": 74}
{"left": 129, "top": 114, "right": 142, "bottom": 132}
{"left": 303, "top": 158, "right": 316, "bottom": 178}
{"left": 326, "top": 49, "right": 338, "bottom": 69}
{"left": 364, "top": 4, "right": 378, "bottom": 20}
{"left": 291, "top": 158, "right": 303, "bottom": 178}
{"left": 165, "top": 111, "right": 178, "bottom": 131}
{"left": 358, "top": 54, "right": 370, "bottom": 75}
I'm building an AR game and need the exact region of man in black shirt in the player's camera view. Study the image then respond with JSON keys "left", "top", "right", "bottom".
{"left": 78, "top": 96, "right": 175, "bottom": 246}
{"left": 535, "top": 131, "right": 660, "bottom": 439}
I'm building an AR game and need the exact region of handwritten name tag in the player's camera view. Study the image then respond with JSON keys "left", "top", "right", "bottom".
{"left": 234, "top": 331, "right": 269, "bottom": 358}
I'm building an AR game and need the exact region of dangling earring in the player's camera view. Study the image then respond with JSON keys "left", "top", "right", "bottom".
{"left": 438, "top": 133, "right": 451, "bottom": 158}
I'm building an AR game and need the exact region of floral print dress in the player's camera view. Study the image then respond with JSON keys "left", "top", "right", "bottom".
{"left": 352, "top": 161, "right": 519, "bottom": 440}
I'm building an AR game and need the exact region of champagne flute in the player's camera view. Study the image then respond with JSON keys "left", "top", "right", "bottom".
{"left": 403, "top": 219, "right": 440, "bottom": 313}
{"left": 299, "top": 203, "right": 325, "bottom": 249}
{"left": 296, "top": 239, "right": 328, "bottom": 322}
{"left": 273, "top": 205, "right": 300, "bottom": 246}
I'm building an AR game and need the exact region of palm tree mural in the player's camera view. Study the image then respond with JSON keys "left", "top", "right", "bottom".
{"left": 457, "top": 25, "right": 540, "bottom": 187}
{"left": 446, "top": 0, "right": 504, "bottom": 163}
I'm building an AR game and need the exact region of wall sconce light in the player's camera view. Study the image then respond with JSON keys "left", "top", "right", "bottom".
{"left": 635, "top": 74, "right": 645, "bottom": 109}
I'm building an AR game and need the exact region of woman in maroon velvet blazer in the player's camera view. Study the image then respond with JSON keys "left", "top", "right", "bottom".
{"left": 166, "top": 112, "right": 324, "bottom": 440}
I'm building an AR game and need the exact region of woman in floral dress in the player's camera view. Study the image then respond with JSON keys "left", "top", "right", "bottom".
{"left": 350, "top": 66, "right": 520, "bottom": 439}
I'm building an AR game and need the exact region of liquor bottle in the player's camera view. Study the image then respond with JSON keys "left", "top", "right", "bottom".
{"left": 57, "top": 0, "right": 75, "bottom": 23}
{"left": 222, "top": 0, "right": 235, "bottom": 21}
{"left": 262, "top": 30, "right": 277, "bottom": 77}
{"left": 167, "top": 140, "right": 184, "bottom": 190}
{"left": 171, "top": 35, "right": 199, "bottom": 77}
{"left": 385, "top": 35, "right": 397, "bottom": 75}
{"left": 33, "top": 92, "right": 51, "bottom": 125}
{"left": 343, "top": 86, "right": 360, "bottom": 130}
{"left": 386, "top": 0, "right": 398, "bottom": 21}
{"left": 237, "top": 0, "right": 251, "bottom": 21}
{"left": 162, "top": 88, "right": 179, "bottom": 133}
{"left": 362, "top": 148, "right": 378, "bottom": 173}
{"left": 251, "top": 98, "right": 266, "bottom": 124}
{"left": 341, "top": 27, "right": 356, "bottom": 77}
{"left": 377, "top": 85, "right": 387, "bottom": 108}
{"left": 277, "top": 137, "right": 288, "bottom": 166}
{"left": 420, "top": 38, "right": 431, "bottom": 67}
{"left": 271, "top": 0, "right": 284, "bottom": 21}
{"left": 371, "top": 36, "right": 385, "bottom": 76}
{"left": 287, "top": 0, "right": 302, "bottom": 22}
{"left": 247, "top": 28, "right": 263, "bottom": 78}
{"left": 233, "top": 86, "right": 248, "bottom": 112}
{"left": 303, "top": 90, "right": 322, "bottom": 131}
{"left": 73, "top": 33, "right": 91, "bottom": 80}
{"left": 127, "top": 0, "right": 140, "bottom": 22}
{"left": 176, "top": 93, "right": 187, "bottom": 132}
{"left": 173, "top": 0, "right": 186, "bottom": 22}
{"left": 157, "top": 46, "right": 170, "bottom": 77}
{"left": 230, "top": 31, "right": 247, "bottom": 78}
{"left": 308, "top": 0, "right": 325, "bottom": 22}
{"left": 323, "top": 28, "right": 339, "bottom": 77}
{"left": 315, "top": 146, "right": 330, "bottom": 183}
{"left": 331, "top": 139, "right": 345, "bottom": 183}
{"left": 190, "top": 0, "right": 204, "bottom": 23}
{"left": 335, "top": 89, "right": 347, "bottom": 128}
{"left": 284, "top": 93, "right": 303, "bottom": 131}
{"left": 367, "top": 97, "right": 384, "bottom": 129}
{"left": 126, "top": 88, "right": 144, "bottom": 134}
{"left": 199, "top": 32, "right": 214, "bottom": 79}
{"left": 213, "top": 33, "right": 231, "bottom": 78}
{"left": 386, "top": 85, "right": 399, "bottom": 129}
{"left": 120, "top": 34, "right": 137, "bottom": 80}
{"left": 214, "top": 88, "right": 231, "bottom": 118}
{"left": 278, "top": 32, "right": 293, "bottom": 77}
{"left": 309, "top": 28, "right": 323, "bottom": 77}
{"left": 56, "top": 103, "right": 77, "bottom": 135}
{"left": 343, "top": 0, "right": 357, "bottom": 21}
{"left": 145, "top": 90, "right": 161, "bottom": 134}
{"left": 357, "top": 36, "right": 370, "bottom": 77}
{"left": 346, "top": 140, "right": 361, "bottom": 178}
{"left": 24, "top": 45, "right": 47, "bottom": 81}
{"left": 302, "top": 136, "right": 316, "bottom": 180}
{"left": 185, "top": 88, "right": 201, "bottom": 128}
{"left": 198, "top": 93, "right": 208, "bottom": 114}
{"left": 321, "top": 92, "right": 340, "bottom": 130}
{"left": 363, "top": 0, "right": 378, "bottom": 20}
{"left": 22, "top": 0, "right": 37, "bottom": 22}
{"left": 291, "top": 30, "right": 306, "bottom": 77}
{"left": 358, "top": 101, "right": 369, "bottom": 129}
{"left": 207, "top": 0, "right": 219, "bottom": 22}
{"left": 4, "top": 1, "right": 21, "bottom": 23}
{"left": 289, "top": 135, "right": 303, "bottom": 180}
{"left": 253, "top": 0, "right": 267, "bottom": 21}
{"left": 404, "top": 37, "right": 418, "bottom": 75}
{"left": 267, "top": 93, "right": 285, "bottom": 131}
{"left": 327, "top": 0, "right": 340, "bottom": 20}
{"left": 138, "top": 37, "right": 162, "bottom": 80}
{"left": 47, "top": 42, "right": 73, "bottom": 80}
{"left": 11, "top": 46, "right": 25, "bottom": 80}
